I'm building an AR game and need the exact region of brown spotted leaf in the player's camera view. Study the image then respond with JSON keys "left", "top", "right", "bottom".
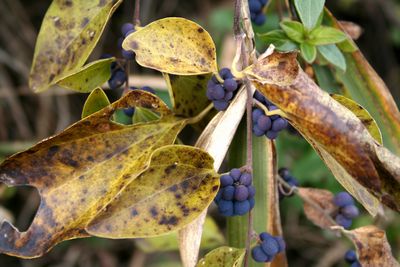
{"left": 163, "top": 73, "right": 211, "bottom": 117}
{"left": 122, "top": 18, "right": 218, "bottom": 75}
{"left": 247, "top": 51, "right": 400, "bottom": 215}
{"left": 29, "top": 0, "right": 122, "bottom": 92}
{"left": 0, "top": 91, "right": 186, "bottom": 258}
{"left": 298, "top": 187, "right": 337, "bottom": 229}
{"left": 86, "top": 145, "right": 219, "bottom": 238}
{"left": 196, "top": 247, "right": 245, "bottom": 267}
{"left": 344, "top": 226, "right": 400, "bottom": 267}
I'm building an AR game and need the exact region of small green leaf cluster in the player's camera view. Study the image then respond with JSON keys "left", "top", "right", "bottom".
{"left": 259, "top": 0, "right": 350, "bottom": 71}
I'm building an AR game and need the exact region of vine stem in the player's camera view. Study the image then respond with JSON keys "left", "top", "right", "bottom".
{"left": 233, "top": 0, "right": 255, "bottom": 266}
{"left": 133, "top": 0, "right": 141, "bottom": 27}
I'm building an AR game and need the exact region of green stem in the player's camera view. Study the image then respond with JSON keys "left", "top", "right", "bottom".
{"left": 227, "top": 121, "right": 269, "bottom": 267}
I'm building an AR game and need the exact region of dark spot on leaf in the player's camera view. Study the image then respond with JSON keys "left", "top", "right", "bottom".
{"left": 169, "top": 185, "right": 178, "bottom": 192}
{"left": 98, "top": 0, "right": 107, "bottom": 6}
{"left": 130, "top": 41, "right": 138, "bottom": 49}
{"left": 164, "top": 164, "right": 177, "bottom": 175}
{"left": 159, "top": 215, "right": 179, "bottom": 226}
{"left": 150, "top": 206, "right": 158, "bottom": 217}
{"left": 81, "top": 17, "right": 89, "bottom": 28}
{"left": 212, "top": 185, "right": 219, "bottom": 192}
{"left": 131, "top": 208, "right": 138, "bottom": 217}
{"left": 197, "top": 28, "right": 204, "bottom": 33}
{"left": 86, "top": 155, "right": 94, "bottom": 162}
{"left": 47, "top": 145, "right": 60, "bottom": 158}
{"left": 175, "top": 193, "right": 182, "bottom": 199}
{"left": 79, "top": 175, "right": 85, "bottom": 180}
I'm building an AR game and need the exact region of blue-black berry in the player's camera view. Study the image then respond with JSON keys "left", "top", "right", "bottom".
{"left": 252, "top": 90, "right": 287, "bottom": 139}
{"left": 252, "top": 232, "right": 285, "bottom": 263}
{"left": 249, "top": 0, "right": 268, "bottom": 26}
{"left": 333, "top": 192, "right": 359, "bottom": 229}
{"left": 344, "top": 249, "right": 361, "bottom": 266}
{"left": 206, "top": 68, "right": 239, "bottom": 111}
{"left": 214, "top": 169, "right": 255, "bottom": 216}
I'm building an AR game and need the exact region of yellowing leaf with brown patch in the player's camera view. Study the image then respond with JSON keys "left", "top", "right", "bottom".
{"left": 86, "top": 145, "right": 219, "bottom": 238}
{"left": 344, "top": 226, "right": 400, "bottom": 267}
{"left": 122, "top": 18, "right": 218, "bottom": 75}
{"left": 298, "top": 188, "right": 337, "bottom": 229}
{"left": 29, "top": 0, "right": 122, "bottom": 92}
{"left": 0, "top": 91, "right": 186, "bottom": 258}
{"left": 247, "top": 51, "right": 400, "bottom": 215}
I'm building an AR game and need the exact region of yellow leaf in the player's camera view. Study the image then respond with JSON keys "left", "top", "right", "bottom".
{"left": 29, "top": 0, "right": 122, "bottom": 92}
{"left": 122, "top": 18, "right": 218, "bottom": 75}
{"left": 331, "top": 94, "right": 382, "bottom": 145}
{"left": 86, "top": 145, "right": 220, "bottom": 238}
{"left": 0, "top": 91, "right": 186, "bottom": 258}
{"left": 248, "top": 51, "right": 400, "bottom": 214}
{"left": 57, "top": 58, "right": 114, "bottom": 93}
{"left": 196, "top": 247, "right": 245, "bottom": 267}
{"left": 81, "top": 88, "right": 110, "bottom": 118}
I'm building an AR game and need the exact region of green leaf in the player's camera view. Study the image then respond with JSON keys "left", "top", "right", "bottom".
{"left": 123, "top": 18, "right": 218, "bottom": 75}
{"left": 197, "top": 247, "right": 245, "bottom": 267}
{"left": 0, "top": 91, "right": 187, "bottom": 258}
{"left": 163, "top": 73, "right": 211, "bottom": 117}
{"left": 309, "top": 26, "right": 347, "bottom": 45}
{"left": 318, "top": 44, "right": 346, "bottom": 71}
{"left": 300, "top": 42, "right": 317, "bottom": 63}
{"left": 86, "top": 145, "right": 219, "bottom": 238}
{"left": 313, "top": 64, "right": 341, "bottom": 93}
{"left": 81, "top": 88, "right": 110, "bottom": 118}
{"left": 294, "top": 0, "right": 325, "bottom": 30}
{"left": 29, "top": 0, "right": 122, "bottom": 92}
{"left": 132, "top": 107, "right": 160, "bottom": 124}
{"left": 57, "top": 58, "right": 114, "bottom": 93}
{"left": 280, "top": 21, "right": 305, "bottom": 43}
{"left": 258, "top": 30, "right": 298, "bottom": 52}
{"left": 135, "top": 216, "right": 224, "bottom": 253}
{"left": 331, "top": 94, "right": 382, "bottom": 144}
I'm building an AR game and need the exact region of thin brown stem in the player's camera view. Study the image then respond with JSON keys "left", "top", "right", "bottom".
{"left": 278, "top": 176, "right": 338, "bottom": 226}
{"left": 133, "top": 0, "right": 141, "bottom": 26}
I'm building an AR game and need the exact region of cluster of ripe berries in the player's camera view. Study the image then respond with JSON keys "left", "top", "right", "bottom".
{"left": 251, "top": 232, "right": 286, "bottom": 262}
{"left": 252, "top": 90, "right": 288, "bottom": 139}
{"left": 249, "top": 0, "right": 268, "bottom": 26}
{"left": 345, "top": 250, "right": 361, "bottom": 267}
{"left": 333, "top": 192, "right": 360, "bottom": 229}
{"left": 123, "top": 86, "right": 156, "bottom": 116}
{"left": 214, "top": 168, "right": 255, "bottom": 216}
{"left": 206, "top": 68, "right": 239, "bottom": 111}
{"left": 278, "top": 168, "right": 299, "bottom": 199}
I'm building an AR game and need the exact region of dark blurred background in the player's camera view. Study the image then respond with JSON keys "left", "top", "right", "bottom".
{"left": 0, "top": 0, "right": 399, "bottom": 266}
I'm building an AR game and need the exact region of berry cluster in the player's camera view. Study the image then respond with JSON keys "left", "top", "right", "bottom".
{"left": 251, "top": 232, "right": 285, "bottom": 263}
{"left": 249, "top": 0, "right": 268, "bottom": 26}
{"left": 214, "top": 168, "right": 255, "bottom": 216}
{"left": 345, "top": 250, "right": 361, "bottom": 267}
{"left": 252, "top": 91, "right": 288, "bottom": 139}
{"left": 123, "top": 86, "right": 156, "bottom": 116}
{"left": 278, "top": 168, "right": 299, "bottom": 199}
{"left": 119, "top": 23, "right": 135, "bottom": 60}
{"left": 206, "top": 68, "right": 239, "bottom": 111}
{"left": 333, "top": 192, "right": 360, "bottom": 229}
{"left": 100, "top": 54, "right": 126, "bottom": 90}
